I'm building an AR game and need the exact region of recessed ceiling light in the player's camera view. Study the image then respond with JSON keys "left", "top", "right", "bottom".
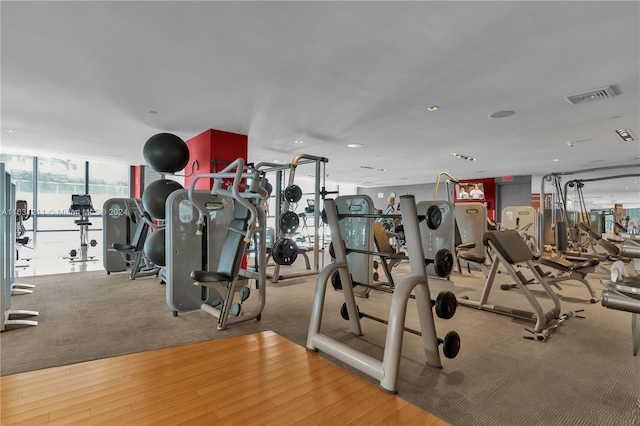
{"left": 449, "top": 153, "right": 476, "bottom": 161}
{"left": 426, "top": 105, "right": 440, "bottom": 111}
{"left": 4, "top": 129, "right": 16, "bottom": 133}
{"left": 272, "top": 159, "right": 283, "bottom": 163}
{"left": 615, "top": 128, "right": 635, "bottom": 142}
{"left": 294, "top": 140, "right": 304, "bottom": 144}
{"left": 347, "top": 143, "right": 363, "bottom": 148}
{"left": 489, "top": 110, "right": 516, "bottom": 119}
{"left": 553, "top": 159, "right": 560, "bottom": 162}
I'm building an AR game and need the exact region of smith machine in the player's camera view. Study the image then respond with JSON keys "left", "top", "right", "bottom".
{"left": 258, "top": 154, "right": 336, "bottom": 283}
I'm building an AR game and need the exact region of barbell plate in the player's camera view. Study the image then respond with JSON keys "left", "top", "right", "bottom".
{"left": 331, "top": 270, "right": 342, "bottom": 290}
{"left": 426, "top": 205, "right": 442, "bottom": 230}
{"left": 272, "top": 238, "right": 299, "bottom": 265}
{"left": 434, "top": 248, "right": 454, "bottom": 278}
{"left": 434, "top": 291, "right": 457, "bottom": 319}
{"left": 284, "top": 185, "right": 303, "bottom": 203}
{"left": 279, "top": 211, "right": 300, "bottom": 234}
{"left": 340, "top": 302, "right": 362, "bottom": 320}
{"left": 442, "top": 330, "right": 461, "bottom": 359}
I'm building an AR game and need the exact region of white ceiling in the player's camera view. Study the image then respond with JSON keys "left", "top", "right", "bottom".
{"left": 2, "top": 1, "right": 639, "bottom": 206}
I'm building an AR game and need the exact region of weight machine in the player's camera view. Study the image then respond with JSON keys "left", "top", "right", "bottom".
{"left": 103, "top": 198, "right": 160, "bottom": 279}
{"left": 1, "top": 163, "right": 38, "bottom": 331}
{"left": 307, "top": 195, "right": 460, "bottom": 393}
{"left": 165, "top": 158, "right": 269, "bottom": 331}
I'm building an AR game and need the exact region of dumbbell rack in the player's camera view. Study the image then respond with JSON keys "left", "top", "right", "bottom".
{"left": 306, "top": 195, "right": 459, "bottom": 393}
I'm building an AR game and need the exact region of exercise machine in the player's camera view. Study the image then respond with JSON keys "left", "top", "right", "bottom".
{"left": 166, "top": 158, "right": 269, "bottom": 331}
{"left": 103, "top": 198, "right": 159, "bottom": 279}
{"left": 458, "top": 230, "right": 576, "bottom": 341}
{"left": 307, "top": 195, "right": 460, "bottom": 393}
{"left": 258, "top": 154, "right": 333, "bottom": 283}
{"left": 455, "top": 202, "right": 489, "bottom": 275}
{"left": 1, "top": 163, "right": 38, "bottom": 331}
{"left": 67, "top": 194, "right": 98, "bottom": 263}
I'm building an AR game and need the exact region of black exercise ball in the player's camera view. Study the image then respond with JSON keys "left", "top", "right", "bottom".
{"left": 144, "top": 228, "right": 166, "bottom": 267}
{"left": 143, "top": 133, "right": 190, "bottom": 173}
{"left": 142, "top": 179, "right": 184, "bottom": 219}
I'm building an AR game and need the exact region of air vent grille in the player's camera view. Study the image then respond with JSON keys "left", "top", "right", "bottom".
{"left": 565, "top": 86, "right": 616, "bottom": 105}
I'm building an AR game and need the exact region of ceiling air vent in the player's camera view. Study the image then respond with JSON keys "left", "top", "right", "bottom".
{"left": 565, "top": 86, "right": 616, "bottom": 105}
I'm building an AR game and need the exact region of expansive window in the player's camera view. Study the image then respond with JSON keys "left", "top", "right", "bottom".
{"left": 0, "top": 154, "right": 34, "bottom": 219}
{"left": 37, "top": 157, "right": 87, "bottom": 230}
{"left": 1, "top": 154, "right": 131, "bottom": 232}
{"left": 88, "top": 162, "right": 130, "bottom": 212}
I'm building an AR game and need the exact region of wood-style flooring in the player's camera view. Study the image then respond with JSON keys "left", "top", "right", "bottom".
{"left": 1, "top": 331, "right": 448, "bottom": 425}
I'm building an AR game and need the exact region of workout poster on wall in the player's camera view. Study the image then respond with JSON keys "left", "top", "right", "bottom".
{"left": 457, "top": 183, "right": 485, "bottom": 200}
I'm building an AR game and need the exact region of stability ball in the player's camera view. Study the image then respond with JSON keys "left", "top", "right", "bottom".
{"left": 144, "top": 228, "right": 166, "bottom": 267}
{"left": 143, "top": 133, "right": 190, "bottom": 173}
{"left": 142, "top": 179, "right": 184, "bottom": 219}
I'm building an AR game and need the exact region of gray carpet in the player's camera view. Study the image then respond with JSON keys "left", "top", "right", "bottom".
{"left": 2, "top": 263, "right": 639, "bottom": 426}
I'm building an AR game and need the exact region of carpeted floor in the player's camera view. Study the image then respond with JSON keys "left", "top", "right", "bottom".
{"left": 2, "top": 262, "right": 639, "bottom": 426}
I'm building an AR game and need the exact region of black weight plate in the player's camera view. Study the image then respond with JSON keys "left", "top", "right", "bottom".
{"left": 340, "top": 302, "right": 362, "bottom": 320}
{"left": 331, "top": 270, "right": 342, "bottom": 290}
{"left": 264, "top": 180, "right": 273, "bottom": 197}
{"left": 434, "top": 291, "right": 457, "bottom": 319}
{"left": 329, "top": 242, "right": 335, "bottom": 259}
{"left": 426, "top": 205, "right": 442, "bottom": 230}
{"left": 340, "top": 302, "right": 349, "bottom": 320}
{"left": 279, "top": 211, "right": 300, "bottom": 234}
{"left": 321, "top": 209, "right": 328, "bottom": 224}
{"left": 442, "top": 330, "right": 461, "bottom": 359}
{"left": 434, "top": 249, "right": 454, "bottom": 278}
{"left": 284, "top": 185, "right": 303, "bottom": 203}
{"left": 272, "top": 238, "right": 299, "bottom": 265}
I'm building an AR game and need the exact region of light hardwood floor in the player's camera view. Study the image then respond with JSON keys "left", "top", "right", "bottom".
{"left": 1, "top": 331, "right": 448, "bottom": 426}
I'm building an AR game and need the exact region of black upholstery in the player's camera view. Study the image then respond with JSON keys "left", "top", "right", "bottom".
{"left": 483, "top": 230, "right": 533, "bottom": 264}
{"left": 191, "top": 203, "right": 250, "bottom": 283}
{"left": 112, "top": 220, "right": 149, "bottom": 251}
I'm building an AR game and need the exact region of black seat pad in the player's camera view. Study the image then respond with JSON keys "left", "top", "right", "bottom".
{"left": 191, "top": 271, "right": 233, "bottom": 282}
{"left": 458, "top": 251, "right": 485, "bottom": 264}
{"left": 112, "top": 243, "right": 134, "bottom": 251}
{"left": 482, "top": 230, "right": 533, "bottom": 264}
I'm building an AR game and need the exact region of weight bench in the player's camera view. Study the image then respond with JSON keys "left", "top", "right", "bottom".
{"left": 458, "top": 230, "right": 573, "bottom": 341}
{"left": 372, "top": 221, "right": 403, "bottom": 288}
{"left": 536, "top": 255, "right": 599, "bottom": 302}
{"left": 109, "top": 215, "right": 159, "bottom": 280}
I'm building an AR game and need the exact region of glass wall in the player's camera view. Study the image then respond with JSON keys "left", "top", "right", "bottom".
{"left": 88, "top": 162, "right": 130, "bottom": 213}
{"left": 0, "top": 153, "right": 131, "bottom": 259}
{"left": 37, "top": 157, "right": 87, "bottom": 229}
{"left": 0, "top": 154, "right": 34, "bottom": 223}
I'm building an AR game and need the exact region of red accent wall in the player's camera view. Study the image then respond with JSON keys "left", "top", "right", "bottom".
{"left": 184, "top": 129, "right": 248, "bottom": 191}
{"left": 132, "top": 166, "right": 142, "bottom": 198}
{"left": 454, "top": 177, "right": 497, "bottom": 221}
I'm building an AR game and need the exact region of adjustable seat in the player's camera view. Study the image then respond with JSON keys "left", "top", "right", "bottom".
{"left": 110, "top": 215, "right": 158, "bottom": 280}
{"left": 190, "top": 202, "right": 251, "bottom": 327}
